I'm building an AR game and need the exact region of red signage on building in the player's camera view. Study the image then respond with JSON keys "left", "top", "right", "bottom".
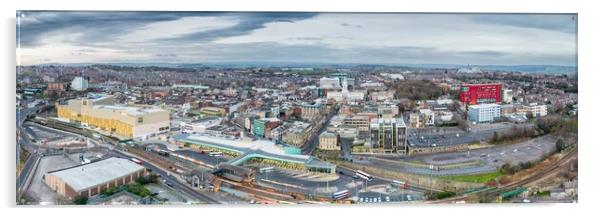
{"left": 459, "top": 83, "right": 502, "bottom": 105}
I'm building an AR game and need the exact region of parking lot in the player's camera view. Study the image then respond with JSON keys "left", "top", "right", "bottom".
{"left": 25, "top": 154, "right": 79, "bottom": 204}
{"left": 356, "top": 135, "right": 557, "bottom": 177}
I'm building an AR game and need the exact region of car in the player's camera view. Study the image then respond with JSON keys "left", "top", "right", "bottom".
{"left": 338, "top": 171, "right": 344, "bottom": 175}
{"left": 513, "top": 149, "right": 518, "bottom": 152}
{"left": 165, "top": 182, "right": 174, "bottom": 188}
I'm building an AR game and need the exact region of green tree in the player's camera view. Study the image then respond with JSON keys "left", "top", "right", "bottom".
{"left": 73, "top": 196, "right": 88, "bottom": 205}
{"left": 556, "top": 139, "right": 566, "bottom": 153}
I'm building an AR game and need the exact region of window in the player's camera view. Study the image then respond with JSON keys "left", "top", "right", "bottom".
{"left": 137, "top": 117, "right": 143, "bottom": 123}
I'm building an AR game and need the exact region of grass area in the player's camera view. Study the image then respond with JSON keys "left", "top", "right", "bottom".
{"left": 439, "top": 170, "right": 503, "bottom": 183}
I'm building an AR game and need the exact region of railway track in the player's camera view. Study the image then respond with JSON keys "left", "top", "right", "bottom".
{"left": 431, "top": 146, "right": 577, "bottom": 203}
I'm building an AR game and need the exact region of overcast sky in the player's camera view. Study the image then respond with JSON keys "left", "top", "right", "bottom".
{"left": 16, "top": 11, "right": 577, "bottom": 66}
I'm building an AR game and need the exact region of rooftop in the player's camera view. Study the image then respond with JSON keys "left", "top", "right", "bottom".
{"left": 47, "top": 157, "right": 145, "bottom": 192}
{"left": 468, "top": 103, "right": 501, "bottom": 109}
{"left": 94, "top": 104, "right": 166, "bottom": 116}
{"left": 173, "top": 134, "right": 334, "bottom": 169}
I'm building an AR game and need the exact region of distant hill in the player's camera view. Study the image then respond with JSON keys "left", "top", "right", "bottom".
{"left": 27, "top": 62, "right": 577, "bottom": 75}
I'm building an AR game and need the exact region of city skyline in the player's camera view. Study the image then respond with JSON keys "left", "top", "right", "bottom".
{"left": 17, "top": 12, "right": 577, "bottom": 66}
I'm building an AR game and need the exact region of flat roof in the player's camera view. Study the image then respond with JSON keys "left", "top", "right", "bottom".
{"left": 94, "top": 105, "right": 165, "bottom": 116}
{"left": 468, "top": 103, "right": 501, "bottom": 109}
{"left": 47, "top": 157, "right": 145, "bottom": 192}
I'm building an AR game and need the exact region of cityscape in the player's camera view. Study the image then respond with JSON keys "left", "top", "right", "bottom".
{"left": 16, "top": 11, "right": 578, "bottom": 205}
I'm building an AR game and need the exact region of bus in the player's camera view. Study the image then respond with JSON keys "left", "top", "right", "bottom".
{"left": 332, "top": 190, "right": 350, "bottom": 200}
{"left": 355, "top": 170, "right": 373, "bottom": 181}
{"left": 209, "top": 152, "right": 223, "bottom": 157}
{"left": 130, "top": 158, "right": 143, "bottom": 164}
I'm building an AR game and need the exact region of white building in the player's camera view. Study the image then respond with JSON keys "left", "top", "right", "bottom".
{"left": 526, "top": 103, "right": 548, "bottom": 117}
{"left": 319, "top": 77, "right": 341, "bottom": 89}
{"left": 419, "top": 109, "right": 435, "bottom": 126}
{"left": 503, "top": 89, "right": 513, "bottom": 104}
{"left": 71, "top": 76, "right": 89, "bottom": 91}
{"left": 468, "top": 104, "right": 501, "bottom": 123}
{"left": 180, "top": 117, "right": 222, "bottom": 134}
{"left": 326, "top": 77, "right": 365, "bottom": 102}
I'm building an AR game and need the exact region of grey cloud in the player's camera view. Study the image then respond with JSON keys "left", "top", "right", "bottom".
{"left": 469, "top": 14, "right": 577, "bottom": 33}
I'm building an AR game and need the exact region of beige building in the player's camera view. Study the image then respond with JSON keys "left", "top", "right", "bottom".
{"left": 44, "top": 157, "right": 147, "bottom": 199}
{"left": 56, "top": 94, "right": 170, "bottom": 140}
{"left": 282, "top": 121, "right": 312, "bottom": 147}
{"left": 343, "top": 115, "right": 370, "bottom": 132}
{"left": 318, "top": 131, "right": 339, "bottom": 150}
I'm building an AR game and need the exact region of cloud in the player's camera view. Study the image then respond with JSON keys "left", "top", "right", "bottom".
{"left": 16, "top": 12, "right": 577, "bottom": 66}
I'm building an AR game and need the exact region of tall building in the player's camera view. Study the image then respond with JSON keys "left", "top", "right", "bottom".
{"left": 71, "top": 76, "right": 89, "bottom": 91}
{"left": 468, "top": 103, "right": 501, "bottom": 123}
{"left": 56, "top": 94, "right": 170, "bottom": 140}
{"left": 369, "top": 118, "right": 407, "bottom": 153}
{"left": 459, "top": 83, "right": 502, "bottom": 105}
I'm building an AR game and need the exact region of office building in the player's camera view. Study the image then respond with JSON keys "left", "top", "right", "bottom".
{"left": 369, "top": 118, "right": 407, "bottom": 153}
{"left": 468, "top": 103, "right": 501, "bottom": 123}
{"left": 459, "top": 83, "right": 502, "bottom": 105}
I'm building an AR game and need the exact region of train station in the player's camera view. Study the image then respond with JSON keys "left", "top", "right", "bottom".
{"left": 173, "top": 134, "right": 336, "bottom": 174}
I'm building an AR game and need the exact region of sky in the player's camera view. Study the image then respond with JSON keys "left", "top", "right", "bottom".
{"left": 16, "top": 11, "right": 577, "bottom": 66}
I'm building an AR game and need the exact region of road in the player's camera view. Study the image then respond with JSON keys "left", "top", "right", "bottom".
{"left": 302, "top": 109, "right": 337, "bottom": 155}
{"left": 18, "top": 119, "right": 224, "bottom": 204}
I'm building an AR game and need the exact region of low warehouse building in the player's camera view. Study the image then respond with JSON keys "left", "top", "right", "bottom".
{"left": 44, "top": 157, "right": 147, "bottom": 199}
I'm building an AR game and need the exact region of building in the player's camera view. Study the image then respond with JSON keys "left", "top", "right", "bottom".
{"left": 199, "top": 107, "right": 226, "bottom": 117}
{"left": 47, "top": 82, "right": 65, "bottom": 91}
{"left": 409, "top": 113, "right": 422, "bottom": 128}
{"left": 517, "top": 103, "right": 548, "bottom": 117}
{"left": 300, "top": 103, "right": 322, "bottom": 120}
{"left": 180, "top": 117, "right": 222, "bottom": 134}
{"left": 369, "top": 118, "right": 407, "bottom": 153}
{"left": 419, "top": 109, "right": 435, "bottom": 126}
{"left": 468, "top": 103, "right": 501, "bottom": 123}
{"left": 318, "top": 131, "right": 339, "bottom": 150}
{"left": 503, "top": 89, "right": 513, "bottom": 104}
{"left": 174, "top": 134, "right": 336, "bottom": 173}
{"left": 326, "top": 77, "right": 365, "bottom": 102}
{"left": 459, "top": 83, "right": 502, "bottom": 105}
{"left": 282, "top": 121, "right": 312, "bottom": 147}
{"left": 343, "top": 115, "right": 371, "bottom": 132}
{"left": 319, "top": 77, "right": 341, "bottom": 89}
{"left": 252, "top": 118, "right": 280, "bottom": 138}
{"left": 56, "top": 94, "right": 170, "bottom": 140}
{"left": 43, "top": 157, "right": 146, "bottom": 199}
{"left": 71, "top": 76, "right": 89, "bottom": 91}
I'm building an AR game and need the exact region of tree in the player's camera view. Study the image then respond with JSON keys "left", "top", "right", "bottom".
{"left": 73, "top": 196, "right": 88, "bottom": 205}
{"left": 556, "top": 139, "right": 566, "bottom": 153}
{"left": 492, "top": 132, "right": 500, "bottom": 143}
